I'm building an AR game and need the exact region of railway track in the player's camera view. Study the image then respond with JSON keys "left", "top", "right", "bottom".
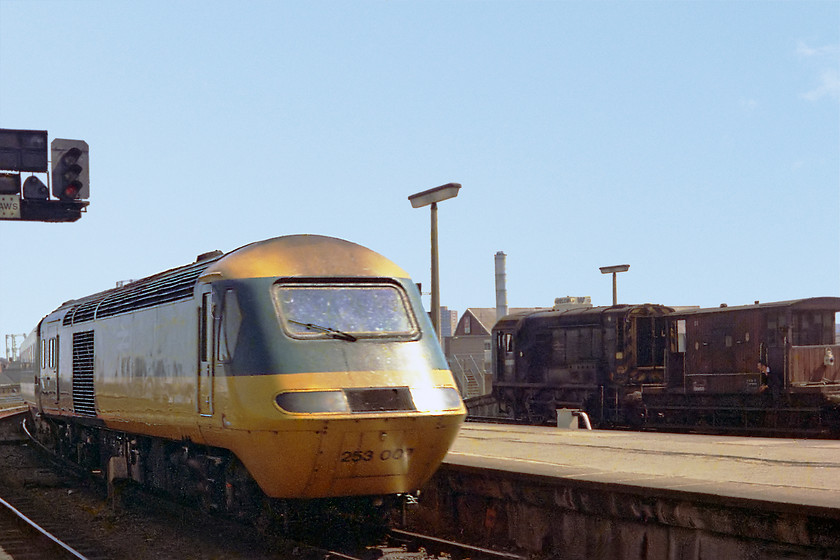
{"left": 0, "top": 494, "right": 92, "bottom": 559}
{"left": 104, "top": 484, "right": 527, "bottom": 560}
{"left": 296, "top": 527, "right": 527, "bottom": 560}
{"left": 3, "top": 411, "right": 527, "bottom": 559}
{"left": 0, "top": 412, "right": 275, "bottom": 558}
{"left": 0, "top": 415, "right": 114, "bottom": 559}
{"left": 386, "top": 528, "right": 527, "bottom": 560}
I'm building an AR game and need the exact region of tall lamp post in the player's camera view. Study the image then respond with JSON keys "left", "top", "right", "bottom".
{"left": 599, "top": 264, "right": 629, "bottom": 306}
{"left": 408, "top": 182, "right": 461, "bottom": 342}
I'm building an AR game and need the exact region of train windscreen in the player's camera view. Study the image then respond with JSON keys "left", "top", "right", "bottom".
{"left": 273, "top": 282, "right": 419, "bottom": 340}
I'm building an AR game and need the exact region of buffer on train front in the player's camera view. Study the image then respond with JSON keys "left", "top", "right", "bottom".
{"left": 0, "top": 128, "right": 89, "bottom": 222}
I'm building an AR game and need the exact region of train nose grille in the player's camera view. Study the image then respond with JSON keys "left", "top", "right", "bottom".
{"left": 344, "top": 388, "right": 416, "bottom": 412}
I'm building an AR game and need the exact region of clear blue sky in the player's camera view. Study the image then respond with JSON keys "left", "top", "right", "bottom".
{"left": 1, "top": 1, "right": 838, "bottom": 347}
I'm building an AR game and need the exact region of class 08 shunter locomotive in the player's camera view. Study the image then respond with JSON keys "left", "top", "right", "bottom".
{"left": 491, "top": 297, "right": 840, "bottom": 436}
{"left": 21, "top": 235, "right": 465, "bottom": 517}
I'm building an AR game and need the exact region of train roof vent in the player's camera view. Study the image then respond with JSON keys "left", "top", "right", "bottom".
{"left": 62, "top": 305, "right": 80, "bottom": 326}
{"left": 72, "top": 299, "right": 101, "bottom": 324}
{"left": 95, "top": 259, "right": 217, "bottom": 320}
{"left": 64, "top": 254, "right": 224, "bottom": 326}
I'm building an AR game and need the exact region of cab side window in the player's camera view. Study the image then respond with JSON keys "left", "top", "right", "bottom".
{"left": 218, "top": 289, "right": 242, "bottom": 362}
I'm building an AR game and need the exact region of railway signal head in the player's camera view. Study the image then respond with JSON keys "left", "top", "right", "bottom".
{"left": 51, "top": 139, "right": 89, "bottom": 201}
{"left": 23, "top": 176, "right": 49, "bottom": 199}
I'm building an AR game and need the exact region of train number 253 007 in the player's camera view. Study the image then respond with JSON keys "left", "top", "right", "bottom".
{"left": 340, "top": 448, "right": 414, "bottom": 463}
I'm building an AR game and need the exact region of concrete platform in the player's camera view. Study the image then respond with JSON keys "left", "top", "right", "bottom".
{"left": 410, "top": 424, "right": 840, "bottom": 559}
{"left": 449, "top": 423, "right": 840, "bottom": 512}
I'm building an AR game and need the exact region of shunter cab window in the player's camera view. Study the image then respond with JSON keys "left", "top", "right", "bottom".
{"left": 495, "top": 331, "right": 514, "bottom": 380}
{"left": 791, "top": 311, "right": 836, "bottom": 346}
{"left": 273, "top": 281, "right": 418, "bottom": 340}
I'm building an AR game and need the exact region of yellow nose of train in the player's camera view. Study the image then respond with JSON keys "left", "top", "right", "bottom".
{"left": 220, "top": 370, "right": 465, "bottom": 498}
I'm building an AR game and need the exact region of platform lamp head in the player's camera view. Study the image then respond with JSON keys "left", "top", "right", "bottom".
{"left": 600, "top": 264, "right": 630, "bottom": 307}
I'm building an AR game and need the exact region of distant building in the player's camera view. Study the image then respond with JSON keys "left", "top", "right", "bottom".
{"left": 446, "top": 307, "right": 543, "bottom": 398}
{"left": 426, "top": 307, "right": 459, "bottom": 339}
{"left": 439, "top": 306, "right": 458, "bottom": 339}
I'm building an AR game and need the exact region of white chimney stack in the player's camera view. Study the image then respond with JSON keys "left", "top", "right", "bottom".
{"left": 495, "top": 251, "right": 508, "bottom": 320}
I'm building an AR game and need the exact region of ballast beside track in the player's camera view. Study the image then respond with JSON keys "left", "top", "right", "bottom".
{"left": 0, "top": 410, "right": 529, "bottom": 559}
{"left": 0, "top": 411, "right": 291, "bottom": 559}
{"left": 0, "top": 494, "right": 91, "bottom": 559}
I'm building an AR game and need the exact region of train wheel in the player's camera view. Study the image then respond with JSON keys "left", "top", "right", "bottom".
{"left": 525, "top": 400, "right": 549, "bottom": 425}
{"left": 223, "top": 456, "right": 265, "bottom": 523}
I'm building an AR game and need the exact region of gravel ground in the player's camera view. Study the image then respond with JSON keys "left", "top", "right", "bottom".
{"left": 0, "top": 440, "right": 301, "bottom": 559}
{"left": 0, "top": 407, "right": 438, "bottom": 560}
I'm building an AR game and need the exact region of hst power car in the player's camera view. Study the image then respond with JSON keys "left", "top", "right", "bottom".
{"left": 22, "top": 235, "right": 466, "bottom": 518}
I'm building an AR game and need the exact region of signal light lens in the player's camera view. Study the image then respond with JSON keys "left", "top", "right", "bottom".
{"left": 62, "top": 149, "right": 82, "bottom": 170}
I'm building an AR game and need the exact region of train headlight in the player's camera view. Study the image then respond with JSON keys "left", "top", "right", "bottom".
{"left": 275, "top": 387, "right": 462, "bottom": 414}
{"left": 409, "top": 387, "right": 462, "bottom": 411}
{"left": 275, "top": 391, "right": 350, "bottom": 413}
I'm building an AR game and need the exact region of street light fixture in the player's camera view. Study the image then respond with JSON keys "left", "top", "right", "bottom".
{"left": 408, "top": 182, "right": 461, "bottom": 342}
{"left": 599, "top": 264, "right": 629, "bottom": 306}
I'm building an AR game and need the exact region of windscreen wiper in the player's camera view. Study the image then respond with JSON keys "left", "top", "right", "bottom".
{"left": 288, "top": 320, "right": 358, "bottom": 342}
